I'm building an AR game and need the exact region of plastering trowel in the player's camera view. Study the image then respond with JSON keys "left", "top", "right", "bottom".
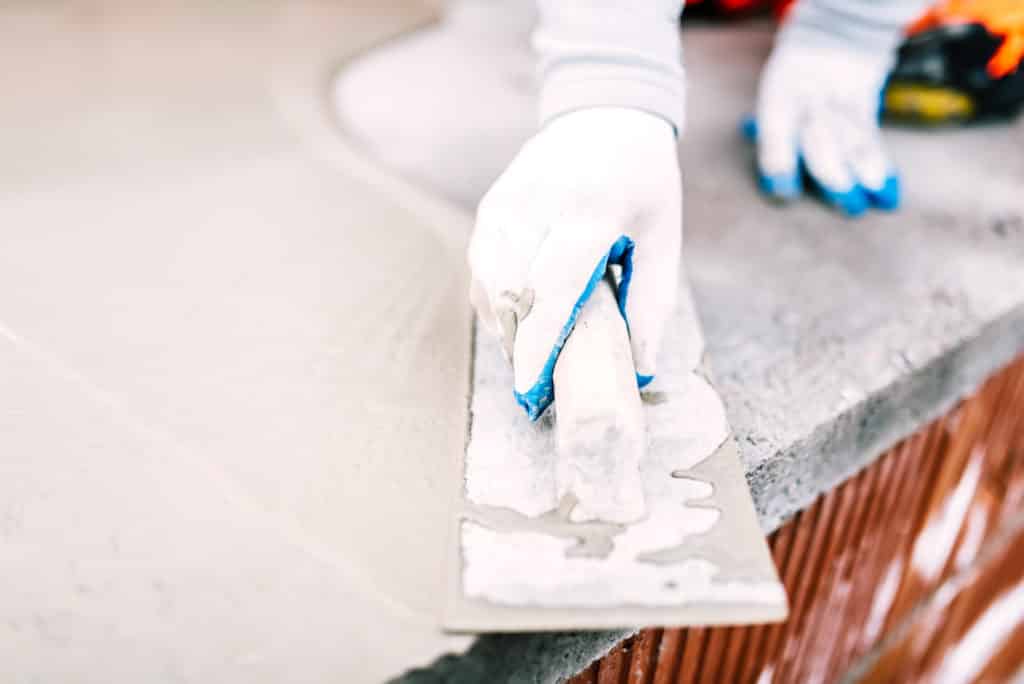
{"left": 444, "top": 268, "right": 788, "bottom": 631}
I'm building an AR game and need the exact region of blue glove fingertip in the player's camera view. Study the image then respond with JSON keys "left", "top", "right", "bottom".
{"left": 822, "top": 185, "right": 870, "bottom": 217}
{"left": 514, "top": 384, "right": 550, "bottom": 422}
{"left": 865, "top": 175, "right": 900, "bottom": 211}
{"left": 741, "top": 116, "right": 758, "bottom": 142}
{"left": 637, "top": 373, "right": 654, "bottom": 389}
{"left": 759, "top": 171, "right": 802, "bottom": 201}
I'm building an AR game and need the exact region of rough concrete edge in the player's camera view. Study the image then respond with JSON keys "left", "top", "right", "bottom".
{"left": 392, "top": 630, "right": 635, "bottom": 684}
{"left": 749, "top": 302, "right": 1024, "bottom": 534}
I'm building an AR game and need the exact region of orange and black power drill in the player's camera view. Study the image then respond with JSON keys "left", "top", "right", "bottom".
{"left": 885, "top": 0, "right": 1024, "bottom": 123}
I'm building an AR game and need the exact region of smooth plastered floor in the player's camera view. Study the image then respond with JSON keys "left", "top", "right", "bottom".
{"left": 1, "top": 3, "right": 474, "bottom": 683}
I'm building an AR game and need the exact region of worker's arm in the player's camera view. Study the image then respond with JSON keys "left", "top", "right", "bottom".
{"left": 467, "top": 1, "right": 685, "bottom": 419}
{"left": 532, "top": 0, "right": 685, "bottom": 134}
{"left": 750, "top": 0, "right": 931, "bottom": 216}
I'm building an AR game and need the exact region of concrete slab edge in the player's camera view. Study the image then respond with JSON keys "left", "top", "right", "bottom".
{"left": 749, "top": 301, "right": 1024, "bottom": 533}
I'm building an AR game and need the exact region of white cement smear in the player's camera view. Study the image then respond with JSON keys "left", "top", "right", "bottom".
{"left": 864, "top": 559, "right": 903, "bottom": 644}
{"left": 462, "top": 522, "right": 785, "bottom": 607}
{"left": 461, "top": 282, "right": 779, "bottom": 607}
{"left": 911, "top": 447, "right": 983, "bottom": 581}
{"left": 934, "top": 582, "right": 1024, "bottom": 684}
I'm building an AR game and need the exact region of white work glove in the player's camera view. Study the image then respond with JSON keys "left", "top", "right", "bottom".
{"left": 748, "top": 16, "right": 903, "bottom": 216}
{"left": 468, "top": 107, "right": 682, "bottom": 420}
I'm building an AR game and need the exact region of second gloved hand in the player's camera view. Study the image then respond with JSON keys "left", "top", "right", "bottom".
{"left": 750, "top": 24, "right": 902, "bottom": 216}
{"left": 468, "top": 107, "right": 682, "bottom": 420}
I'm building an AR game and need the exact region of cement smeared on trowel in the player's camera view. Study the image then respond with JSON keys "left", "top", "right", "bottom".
{"left": 445, "top": 280, "right": 788, "bottom": 631}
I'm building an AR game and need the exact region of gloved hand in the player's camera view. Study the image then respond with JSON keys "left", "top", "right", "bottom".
{"left": 468, "top": 107, "right": 682, "bottom": 420}
{"left": 748, "top": 24, "right": 902, "bottom": 216}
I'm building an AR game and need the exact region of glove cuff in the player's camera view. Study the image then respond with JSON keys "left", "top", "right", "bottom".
{"left": 538, "top": 64, "right": 686, "bottom": 137}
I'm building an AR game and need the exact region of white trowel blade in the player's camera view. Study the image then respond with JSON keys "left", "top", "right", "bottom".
{"left": 444, "top": 277, "right": 788, "bottom": 632}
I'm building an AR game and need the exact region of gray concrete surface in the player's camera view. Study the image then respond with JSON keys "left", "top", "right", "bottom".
{"left": 340, "top": 5, "right": 1024, "bottom": 683}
